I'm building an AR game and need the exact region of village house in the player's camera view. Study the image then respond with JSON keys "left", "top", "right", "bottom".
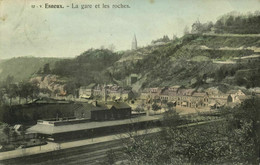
{"left": 139, "top": 86, "right": 249, "bottom": 110}
{"left": 159, "top": 88, "right": 170, "bottom": 101}
{"left": 121, "top": 89, "right": 134, "bottom": 101}
{"left": 227, "top": 89, "right": 247, "bottom": 104}
{"left": 173, "top": 88, "right": 194, "bottom": 107}
{"left": 204, "top": 87, "right": 228, "bottom": 108}
{"left": 139, "top": 87, "right": 165, "bottom": 104}
{"left": 140, "top": 88, "right": 152, "bottom": 100}
{"left": 79, "top": 83, "right": 96, "bottom": 99}
{"left": 190, "top": 92, "right": 209, "bottom": 107}
{"left": 79, "top": 84, "right": 134, "bottom": 101}
{"left": 93, "top": 84, "right": 104, "bottom": 98}
{"left": 107, "top": 86, "right": 121, "bottom": 101}
{"left": 205, "top": 87, "right": 222, "bottom": 96}
{"left": 149, "top": 87, "right": 163, "bottom": 100}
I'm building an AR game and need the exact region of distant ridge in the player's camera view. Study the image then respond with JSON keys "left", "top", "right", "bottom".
{"left": 0, "top": 57, "right": 62, "bottom": 82}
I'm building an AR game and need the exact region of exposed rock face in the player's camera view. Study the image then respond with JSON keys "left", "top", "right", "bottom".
{"left": 31, "top": 75, "right": 66, "bottom": 96}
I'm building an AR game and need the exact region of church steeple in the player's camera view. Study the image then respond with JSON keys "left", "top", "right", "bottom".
{"left": 131, "top": 34, "right": 137, "bottom": 50}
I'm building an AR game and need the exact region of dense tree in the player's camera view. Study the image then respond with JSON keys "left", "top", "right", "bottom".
{"left": 166, "top": 102, "right": 175, "bottom": 110}
{"left": 3, "top": 125, "right": 10, "bottom": 143}
{"left": 19, "top": 82, "right": 31, "bottom": 103}
{"left": 52, "top": 49, "right": 121, "bottom": 87}
{"left": 119, "top": 98, "right": 260, "bottom": 164}
{"left": 11, "top": 131, "right": 18, "bottom": 141}
{"left": 151, "top": 35, "right": 171, "bottom": 44}
{"left": 191, "top": 21, "right": 213, "bottom": 34}
{"left": 43, "top": 63, "right": 51, "bottom": 74}
{"left": 214, "top": 11, "right": 260, "bottom": 34}
{"left": 152, "top": 103, "right": 161, "bottom": 111}
{"left": 18, "top": 81, "right": 39, "bottom": 103}
{"left": 30, "top": 81, "right": 39, "bottom": 100}
{"left": 64, "top": 81, "right": 78, "bottom": 96}
{"left": 229, "top": 97, "right": 260, "bottom": 164}
{"left": 5, "top": 84, "right": 18, "bottom": 105}
{"left": 172, "top": 34, "right": 178, "bottom": 40}
{"left": 0, "top": 89, "right": 4, "bottom": 104}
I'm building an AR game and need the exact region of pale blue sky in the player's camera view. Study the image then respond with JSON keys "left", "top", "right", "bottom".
{"left": 0, "top": 0, "right": 259, "bottom": 59}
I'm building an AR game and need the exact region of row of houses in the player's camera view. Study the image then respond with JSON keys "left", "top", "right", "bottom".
{"left": 140, "top": 86, "right": 248, "bottom": 109}
{"left": 79, "top": 84, "right": 134, "bottom": 101}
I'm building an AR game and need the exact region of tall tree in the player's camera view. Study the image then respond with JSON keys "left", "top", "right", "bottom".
{"left": 5, "top": 83, "right": 18, "bottom": 105}
{"left": 3, "top": 125, "right": 10, "bottom": 144}
{"left": 43, "top": 63, "right": 51, "bottom": 74}
{"left": 19, "top": 82, "right": 32, "bottom": 103}
{"left": 29, "top": 81, "right": 40, "bottom": 101}
{"left": 119, "top": 98, "right": 260, "bottom": 164}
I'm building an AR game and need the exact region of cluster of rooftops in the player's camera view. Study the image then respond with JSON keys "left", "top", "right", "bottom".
{"left": 141, "top": 86, "right": 245, "bottom": 97}
{"left": 140, "top": 86, "right": 249, "bottom": 108}
{"left": 79, "top": 83, "right": 134, "bottom": 100}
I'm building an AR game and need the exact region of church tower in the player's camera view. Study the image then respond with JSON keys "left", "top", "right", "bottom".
{"left": 131, "top": 34, "right": 137, "bottom": 50}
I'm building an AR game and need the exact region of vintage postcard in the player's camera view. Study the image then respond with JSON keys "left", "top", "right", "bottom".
{"left": 0, "top": 0, "right": 259, "bottom": 164}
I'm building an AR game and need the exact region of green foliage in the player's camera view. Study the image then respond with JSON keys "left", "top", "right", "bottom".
{"left": 1, "top": 79, "right": 40, "bottom": 105}
{"left": 0, "top": 103, "right": 75, "bottom": 124}
{"left": 106, "top": 149, "right": 116, "bottom": 165}
{"left": 135, "top": 107, "right": 144, "bottom": 113}
{"left": 122, "top": 98, "right": 260, "bottom": 164}
{"left": 111, "top": 33, "right": 259, "bottom": 89}
{"left": 166, "top": 102, "right": 175, "bottom": 109}
{"left": 43, "top": 63, "right": 51, "bottom": 74}
{"left": 152, "top": 104, "right": 161, "bottom": 111}
{"left": 151, "top": 35, "right": 171, "bottom": 44}
{"left": 64, "top": 81, "right": 78, "bottom": 95}
{"left": 191, "top": 21, "right": 213, "bottom": 34}
{"left": 52, "top": 49, "right": 121, "bottom": 87}
{"left": 214, "top": 11, "right": 260, "bottom": 34}
{"left": 235, "top": 67, "right": 260, "bottom": 88}
{"left": 162, "top": 110, "right": 183, "bottom": 127}
{"left": 2, "top": 125, "right": 10, "bottom": 137}
{"left": 18, "top": 32, "right": 258, "bottom": 90}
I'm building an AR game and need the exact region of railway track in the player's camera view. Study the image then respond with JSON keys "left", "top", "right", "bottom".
{"left": 1, "top": 118, "right": 223, "bottom": 165}
{"left": 1, "top": 140, "right": 125, "bottom": 165}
